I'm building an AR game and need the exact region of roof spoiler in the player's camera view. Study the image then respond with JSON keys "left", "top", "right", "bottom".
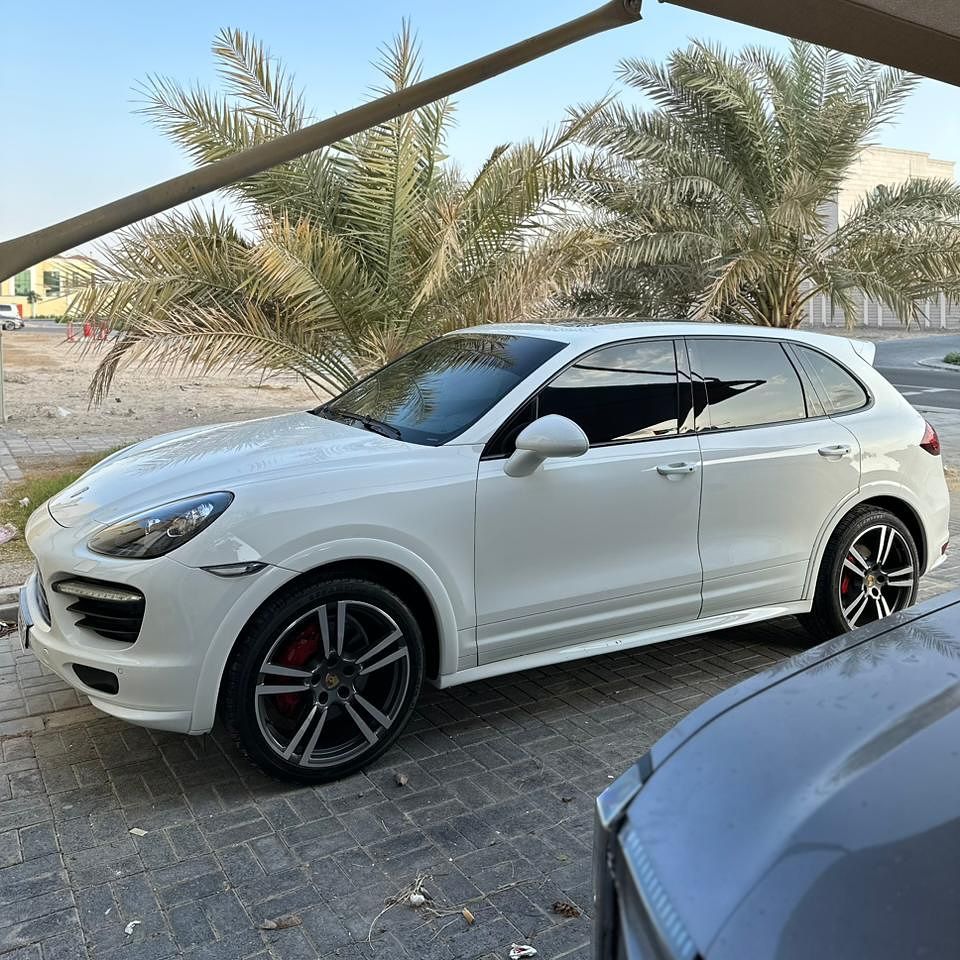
{"left": 849, "top": 339, "right": 877, "bottom": 366}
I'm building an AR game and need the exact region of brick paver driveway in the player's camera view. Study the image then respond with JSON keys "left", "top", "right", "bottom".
{"left": 1, "top": 543, "right": 957, "bottom": 960}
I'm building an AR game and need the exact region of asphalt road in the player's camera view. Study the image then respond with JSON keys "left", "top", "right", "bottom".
{"left": 875, "top": 334, "right": 960, "bottom": 411}
{"left": 10, "top": 319, "right": 63, "bottom": 335}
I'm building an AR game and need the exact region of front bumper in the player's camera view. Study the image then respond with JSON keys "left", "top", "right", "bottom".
{"left": 21, "top": 504, "right": 290, "bottom": 735}
{"left": 22, "top": 566, "right": 204, "bottom": 733}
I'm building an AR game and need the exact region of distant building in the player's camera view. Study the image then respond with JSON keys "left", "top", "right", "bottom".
{"left": 0, "top": 255, "right": 99, "bottom": 319}
{"left": 810, "top": 145, "right": 956, "bottom": 329}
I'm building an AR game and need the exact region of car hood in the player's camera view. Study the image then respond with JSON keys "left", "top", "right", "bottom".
{"left": 624, "top": 592, "right": 960, "bottom": 960}
{"left": 48, "top": 412, "right": 401, "bottom": 528}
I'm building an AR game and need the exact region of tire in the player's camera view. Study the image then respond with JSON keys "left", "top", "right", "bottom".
{"left": 222, "top": 577, "right": 425, "bottom": 783}
{"left": 804, "top": 505, "right": 919, "bottom": 643}
{"left": 2, "top": 322, "right": 13, "bottom": 331}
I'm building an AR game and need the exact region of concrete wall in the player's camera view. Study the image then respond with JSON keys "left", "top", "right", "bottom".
{"left": 807, "top": 288, "right": 956, "bottom": 330}
{"left": 837, "top": 145, "right": 955, "bottom": 223}
{"left": 809, "top": 145, "right": 960, "bottom": 329}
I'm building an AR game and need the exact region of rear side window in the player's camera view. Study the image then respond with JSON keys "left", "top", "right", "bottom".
{"left": 689, "top": 338, "right": 806, "bottom": 430}
{"left": 538, "top": 339, "right": 679, "bottom": 444}
{"left": 793, "top": 345, "right": 869, "bottom": 414}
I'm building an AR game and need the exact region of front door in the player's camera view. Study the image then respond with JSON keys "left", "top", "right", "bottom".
{"left": 474, "top": 338, "right": 703, "bottom": 665}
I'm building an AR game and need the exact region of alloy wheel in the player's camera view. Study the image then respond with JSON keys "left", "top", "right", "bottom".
{"left": 254, "top": 600, "right": 410, "bottom": 769}
{"left": 838, "top": 523, "right": 917, "bottom": 629}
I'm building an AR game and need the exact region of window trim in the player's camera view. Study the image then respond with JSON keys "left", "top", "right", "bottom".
{"left": 676, "top": 336, "right": 697, "bottom": 435}
{"left": 785, "top": 342, "right": 873, "bottom": 418}
{"left": 781, "top": 343, "right": 825, "bottom": 419}
{"left": 480, "top": 333, "right": 876, "bottom": 458}
{"left": 480, "top": 336, "right": 687, "bottom": 460}
{"left": 685, "top": 335, "right": 826, "bottom": 435}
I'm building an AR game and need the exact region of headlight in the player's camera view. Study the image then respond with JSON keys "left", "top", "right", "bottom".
{"left": 88, "top": 492, "right": 234, "bottom": 559}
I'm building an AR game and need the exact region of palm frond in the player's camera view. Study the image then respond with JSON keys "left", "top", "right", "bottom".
{"left": 74, "top": 23, "right": 605, "bottom": 399}
{"left": 575, "top": 37, "right": 942, "bottom": 328}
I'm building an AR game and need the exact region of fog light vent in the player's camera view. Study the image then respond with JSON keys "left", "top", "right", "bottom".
{"left": 71, "top": 664, "right": 119, "bottom": 695}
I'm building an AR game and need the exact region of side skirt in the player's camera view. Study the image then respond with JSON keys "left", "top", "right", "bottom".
{"left": 437, "top": 601, "right": 811, "bottom": 689}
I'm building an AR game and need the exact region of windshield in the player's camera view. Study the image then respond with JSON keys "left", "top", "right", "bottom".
{"left": 315, "top": 333, "right": 564, "bottom": 446}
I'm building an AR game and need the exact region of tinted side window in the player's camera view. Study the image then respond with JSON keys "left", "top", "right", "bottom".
{"left": 794, "top": 345, "right": 869, "bottom": 414}
{"left": 538, "top": 340, "right": 679, "bottom": 444}
{"left": 689, "top": 338, "right": 806, "bottom": 430}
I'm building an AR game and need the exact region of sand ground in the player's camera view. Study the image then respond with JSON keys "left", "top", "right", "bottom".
{"left": 1, "top": 331, "right": 321, "bottom": 441}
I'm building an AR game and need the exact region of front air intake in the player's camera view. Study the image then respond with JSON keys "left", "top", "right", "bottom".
{"left": 71, "top": 664, "right": 120, "bottom": 695}
{"left": 52, "top": 578, "right": 145, "bottom": 644}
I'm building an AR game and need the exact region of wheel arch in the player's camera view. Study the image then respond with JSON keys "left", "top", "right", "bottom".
{"left": 191, "top": 541, "right": 464, "bottom": 735}
{"left": 855, "top": 495, "right": 926, "bottom": 570}
{"left": 228, "top": 558, "right": 445, "bottom": 684}
{"left": 806, "top": 488, "right": 929, "bottom": 599}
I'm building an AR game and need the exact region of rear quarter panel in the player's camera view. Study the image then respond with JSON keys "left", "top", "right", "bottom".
{"left": 842, "top": 366, "right": 949, "bottom": 573}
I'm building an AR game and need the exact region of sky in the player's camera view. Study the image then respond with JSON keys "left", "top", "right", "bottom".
{"left": 4, "top": 0, "right": 960, "bottom": 247}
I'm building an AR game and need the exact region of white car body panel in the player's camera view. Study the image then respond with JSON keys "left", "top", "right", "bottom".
{"left": 440, "top": 601, "right": 811, "bottom": 688}
{"left": 21, "top": 321, "right": 950, "bottom": 736}
{"left": 697, "top": 417, "right": 862, "bottom": 616}
{"left": 475, "top": 434, "right": 702, "bottom": 663}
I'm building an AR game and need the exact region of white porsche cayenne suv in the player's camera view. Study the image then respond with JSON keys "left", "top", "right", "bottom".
{"left": 19, "top": 322, "right": 949, "bottom": 781}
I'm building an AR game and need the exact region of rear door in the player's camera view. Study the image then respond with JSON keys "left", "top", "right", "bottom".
{"left": 688, "top": 337, "right": 861, "bottom": 616}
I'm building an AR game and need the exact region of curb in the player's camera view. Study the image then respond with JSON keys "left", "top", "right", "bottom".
{"left": 917, "top": 357, "right": 960, "bottom": 372}
{"left": 916, "top": 404, "right": 960, "bottom": 416}
{"left": 0, "top": 585, "right": 21, "bottom": 624}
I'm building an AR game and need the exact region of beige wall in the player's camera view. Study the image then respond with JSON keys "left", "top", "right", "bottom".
{"left": 0, "top": 255, "right": 98, "bottom": 318}
{"left": 837, "top": 145, "right": 955, "bottom": 223}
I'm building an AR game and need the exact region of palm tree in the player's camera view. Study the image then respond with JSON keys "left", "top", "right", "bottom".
{"left": 573, "top": 40, "right": 960, "bottom": 327}
{"left": 74, "top": 26, "right": 605, "bottom": 400}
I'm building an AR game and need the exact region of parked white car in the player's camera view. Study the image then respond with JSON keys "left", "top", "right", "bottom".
{"left": 19, "top": 322, "right": 950, "bottom": 781}
{"left": 0, "top": 304, "right": 24, "bottom": 329}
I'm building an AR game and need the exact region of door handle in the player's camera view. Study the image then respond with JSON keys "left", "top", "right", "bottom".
{"left": 657, "top": 461, "right": 698, "bottom": 477}
{"left": 818, "top": 444, "right": 852, "bottom": 458}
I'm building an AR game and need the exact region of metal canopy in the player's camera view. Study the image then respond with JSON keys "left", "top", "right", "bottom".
{"left": 0, "top": 0, "right": 641, "bottom": 283}
{"left": 5, "top": 0, "right": 958, "bottom": 284}
{"left": 663, "top": 0, "right": 960, "bottom": 87}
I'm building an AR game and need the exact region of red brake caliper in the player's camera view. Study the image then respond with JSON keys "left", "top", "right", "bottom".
{"left": 274, "top": 622, "right": 320, "bottom": 715}
{"left": 841, "top": 572, "right": 851, "bottom": 595}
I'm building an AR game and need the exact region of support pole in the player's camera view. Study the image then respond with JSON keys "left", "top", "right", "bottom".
{"left": 0, "top": 328, "right": 5, "bottom": 424}
{"left": 0, "top": 0, "right": 642, "bottom": 282}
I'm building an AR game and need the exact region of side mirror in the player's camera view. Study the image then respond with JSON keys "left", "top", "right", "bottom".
{"left": 504, "top": 415, "right": 589, "bottom": 478}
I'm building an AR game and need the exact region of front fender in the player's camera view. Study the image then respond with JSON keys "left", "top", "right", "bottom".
{"left": 189, "top": 538, "right": 467, "bottom": 733}
{"left": 280, "top": 536, "right": 464, "bottom": 677}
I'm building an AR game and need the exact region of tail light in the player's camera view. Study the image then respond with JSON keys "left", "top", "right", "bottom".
{"left": 921, "top": 420, "right": 941, "bottom": 456}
